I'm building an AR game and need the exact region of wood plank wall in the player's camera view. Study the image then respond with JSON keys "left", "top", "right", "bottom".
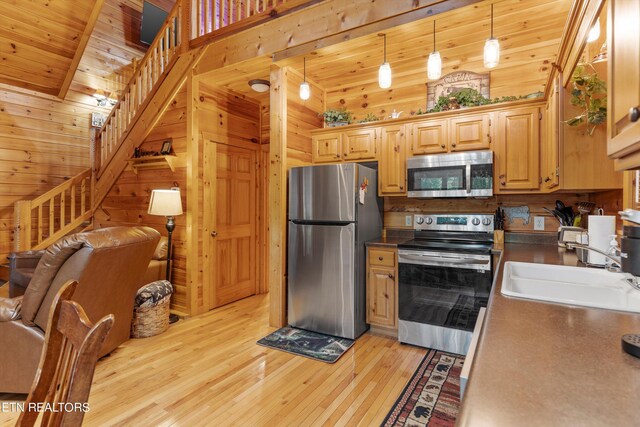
{"left": 94, "top": 84, "right": 189, "bottom": 312}
{"left": 384, "top": 192, "right": 623, "bottom": 233}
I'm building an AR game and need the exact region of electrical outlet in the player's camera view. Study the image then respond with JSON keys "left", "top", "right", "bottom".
{"left": 534, "top": 216, "right": 545, "bottom": 231}
{"left": 405, "top": 215, "right": 413, "bottom": 226}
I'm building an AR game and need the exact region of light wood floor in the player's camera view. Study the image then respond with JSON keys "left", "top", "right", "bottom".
{"left": 0, "top": 294, "right": 427, "bottom": 426}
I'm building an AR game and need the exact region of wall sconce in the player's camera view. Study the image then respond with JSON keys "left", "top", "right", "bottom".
{"left": 93, "top": 90, "right": 117, "bottom": 107}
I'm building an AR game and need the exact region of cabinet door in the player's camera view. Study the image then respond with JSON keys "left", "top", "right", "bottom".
{"left": 608, "top": 0, "right": 640, "bottom": 161}
{"left": 379, "top": 125, "right": 406, "bottom": 195}
{"left": 312, "top": 132, "right": 342, "bottom": 163}
{"left": 495, "top": 107, "right": 541, "bottom": 191}
{"left": 367, "top": 266, "right": 396, "bottom": 328}
{"left": 343, "top": 127, "right": 377, "bottom": 160}
{"left": 449, "top": 114, "right": 491, "bottom": 151}
{"left": 410, "top": 120, "right": 448, "bottom": 155}
{"left": 542, "top": 76, "right": 560, "bottom": 189}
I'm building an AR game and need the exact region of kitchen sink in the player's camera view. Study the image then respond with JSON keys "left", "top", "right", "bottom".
{"left": 501, "top": 262, "right": 640, "bottom": 313}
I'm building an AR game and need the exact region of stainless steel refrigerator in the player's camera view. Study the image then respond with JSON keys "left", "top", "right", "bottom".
{"left": 288, "top": 163, "right": 383, "bottom": 339}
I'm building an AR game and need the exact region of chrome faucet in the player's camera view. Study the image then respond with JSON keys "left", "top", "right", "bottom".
{"left": 566, "top": 243, "right": 640, "bottom": 290}
{"left": 565, "top": 243, "right": 622, "bottom": 269}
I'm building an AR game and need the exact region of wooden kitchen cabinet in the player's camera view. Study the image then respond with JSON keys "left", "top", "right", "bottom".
{"left": 378, "top": 124, "right": 407, "bottom": 196}
{"left": 449, "top": 113, "right": 492, "bottom": 151}
{"left": 607, "top": 0, "right": 640, "bottom": 165}
{"left": 495, "top": 106, "right": 541, "bottom": 192}
{"left": 366, "top": 247, "right": 397, "bottom": 329}
{"left": 541, "top": 74, "right": 560, "bottom": 190}
{"left": 342, "top": 127, "right": 377, "bottom": 160}
{"left": 410, "top": 119, "right": 448, "bottom": 155}
{"left": 312, "top": 131, "right": 342, "bottom": 163}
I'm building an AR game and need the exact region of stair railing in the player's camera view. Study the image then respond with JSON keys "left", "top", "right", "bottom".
{"left": 95, "top": 0, "right": 185, "bottom": 178}
{"left": 14, "top": 168, "right": 93, "bottom": 251}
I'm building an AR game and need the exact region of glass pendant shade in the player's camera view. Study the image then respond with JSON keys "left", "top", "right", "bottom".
{"left": 378, "top": 62, "right": 392, "bottom": 89}
{"left": 484, "top": 37, "right": 500, "bottom": 68}
{"left": 427, "top": 51, "right": 442, "bottom": 80}
{"left": 587, "top": 18, "right": 601, "bottom": 43}
{"left": 299, "top": 81, "right": 310, "bottom": 100}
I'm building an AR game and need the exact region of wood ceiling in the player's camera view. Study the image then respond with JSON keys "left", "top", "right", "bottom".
{"left": 207, "top": 0, "right": 574, "bottom": 114}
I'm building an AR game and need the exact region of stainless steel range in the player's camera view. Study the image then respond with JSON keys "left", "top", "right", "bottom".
{"left": 398, "top": 214, "right": 494, "bottom": 355}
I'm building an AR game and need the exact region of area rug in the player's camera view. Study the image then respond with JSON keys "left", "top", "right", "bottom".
{"left": 257, "top": 326, "right": 354, "bottom": 363}
{"left": 381, "top": 349, "right": 465, "bottom": 427}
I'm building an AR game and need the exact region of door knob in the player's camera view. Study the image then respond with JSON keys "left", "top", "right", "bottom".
{"left": 211, "top": 231, "right": 217, "bottom": 237}
{"left": 630, "top": 106, "right": 640, "bottom": 123}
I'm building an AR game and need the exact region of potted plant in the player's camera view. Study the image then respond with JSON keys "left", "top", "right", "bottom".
{"left": 357, "top": 112, "right": 380, "bottom": 124}
{"left": 565, "top": 64, "right": 607, "bottom": 136}
{"left": 321, "top": 109, "right": 353, "bottom": 127}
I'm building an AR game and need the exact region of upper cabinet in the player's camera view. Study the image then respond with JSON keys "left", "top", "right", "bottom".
{"left": 312, "top": 131, "right": 342, "bottom": 163}
{"left": 495, "top": 106, "right": 541, "bottom": 192}
{"left": 542, "top": 75, "right": 561, "bottom": 190}
{"left": 608, "top": 0, "right": 640, "bottom": 166}
{"left": 343, "top": 128, "right": 377, "bottom": 161}
{"left": 378, "top": 125, "right": 407, "bottom": 196}
{"left": 410, "top": 119, "right": 448, "bottom": 155}
{"left": 449, "top": 113, "right": 492, "bottom": 152}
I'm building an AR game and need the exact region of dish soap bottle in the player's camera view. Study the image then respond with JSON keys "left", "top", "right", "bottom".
{"left": 605, "top": 234, "right": 621, "bottom": 272}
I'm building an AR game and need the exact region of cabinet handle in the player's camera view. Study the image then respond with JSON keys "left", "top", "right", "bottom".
{"left": 378, "top": 256, "right": 384, "bottom": 261}
{"left": 211, "top": 231, "right": 217, "bottom": 237}
{"left": 451, "top": 142, "right": 457, "bottom": 147}
{"left": 544, "top": 177, "right": 551, "bottom": 182}
{"left": 388, "top": 273, "right": 394, "bottom": 279}
{"left": 630, "top": 106, "right": 640, "bottom": 123}
{"left": 399, "top": 185, "right": 404, "bottom": 190}
{"left": 499, "top": 174, "right": 505, "bottom": 179}
{"left": 336, "top": 154, "right": 340, "bottom": 158}
{"left": 440, "top": 144, "right": 445, "bottom": 149}
{"left": 344, "top": 153, "right": 348, "bottom": 157}
{"left": 500, "top": 181, "right": 506, "bottom": 186}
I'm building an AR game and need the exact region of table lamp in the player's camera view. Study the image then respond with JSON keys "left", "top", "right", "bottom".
{"left": 148, "top": 188, "right": 183, "bottom": 323}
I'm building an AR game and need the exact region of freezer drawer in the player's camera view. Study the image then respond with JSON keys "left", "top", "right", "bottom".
{"left": 289, "top": 164, "right": 356, "bottom": 222}
{"left": 288, "top": 222, "right": 357, "bottom": 338}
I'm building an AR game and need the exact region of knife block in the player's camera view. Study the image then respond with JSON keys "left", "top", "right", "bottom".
{"left": 493, "top": 230, "right": 504, "bottom": 250}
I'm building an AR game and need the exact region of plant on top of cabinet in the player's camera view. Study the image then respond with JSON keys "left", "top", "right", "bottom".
{"left": 321, "top": 108, "right": 353, "bottom": 127}
{"left": 414, "top": 88, "right": 540, "bottom": 114}
{"left": 357, "top": 112, "right": 380, "bottom": 124}
{"left": 565, "top": 64, "right": 607, "bottom": 136}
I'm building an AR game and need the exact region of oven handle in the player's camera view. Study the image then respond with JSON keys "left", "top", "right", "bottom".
{"left": 399, "top": 253, "right": 490, "bottom": 271}
{"left": 466, "top": 164, "right": 472, "bottom": 194}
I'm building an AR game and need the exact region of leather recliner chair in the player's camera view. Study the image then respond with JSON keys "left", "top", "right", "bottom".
{"left": 0, "top": 226, "right": 160, "bottom": 394}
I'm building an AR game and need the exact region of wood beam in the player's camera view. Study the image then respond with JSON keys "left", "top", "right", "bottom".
{"left": 186, "top": 71, "right": 201, "bottom": 316}
{"left": 268, "top": 65, "right": 288, "bottom": 328}
{"left": 57, "top": 0, "right": 105, "bottom": 99}
{"left": 194, "top": 0, "right": 483, "bottom": 75}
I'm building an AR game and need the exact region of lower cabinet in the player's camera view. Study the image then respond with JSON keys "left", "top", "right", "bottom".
{"left": 366, "top": 247, "right": 398, "bottom": 330}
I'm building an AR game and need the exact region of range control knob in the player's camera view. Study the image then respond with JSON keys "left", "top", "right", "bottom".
{"left": 472, "top": 218, "right": 481, "bottom": 226}
{"left": 425, "top": 217, "right": 434, "bottom": 225}
{"left": 482, "top": 217, "right": 492, "bottom": 226}
{"left": 416, "top": 216, "right": 424, "bottom": 225}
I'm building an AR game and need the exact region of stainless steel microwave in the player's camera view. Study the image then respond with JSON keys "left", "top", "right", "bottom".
{"left": 407, "top": 151, "right": 493, "bottom": 198}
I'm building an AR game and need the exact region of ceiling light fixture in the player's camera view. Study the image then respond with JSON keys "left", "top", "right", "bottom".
{"left": 378, "top": 33, "right": 392, "bottom": 89}
{"left": 92, "top": 91, "right": 117, "bottom": 107}
{"left": 299, "top": 57, "right": 310, "bottom": 100}
{"left": 587, "top": 18, "right": 601, "bottom": 43}
{"left": 427, "top": 20, "right": 442, "bottom": 80}
{"left": 248, "top": 79, "right": 270, "bottom": 93}
{"left": 484, "top": 4, "right": 500, "bottom": 69}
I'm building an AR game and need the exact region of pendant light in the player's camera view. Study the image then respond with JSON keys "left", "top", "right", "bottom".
{"left": 427, "top": 21, "right": 442, "bottom": 80}
{"left": 299, "top": 57, "right": 310, "bottom": 100}
{"left": 484, "top": 4, "right": 500, "bottom": 68}
{"left": 587, "top": 18, "right": 601, "bottom": 43}
{"left": 378, "top": 34, "right": 392, "bottom": 89}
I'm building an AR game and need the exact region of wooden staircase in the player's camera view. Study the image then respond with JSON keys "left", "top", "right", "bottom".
{"left": 13, "top": 0, "right": 305, "bottom": 251}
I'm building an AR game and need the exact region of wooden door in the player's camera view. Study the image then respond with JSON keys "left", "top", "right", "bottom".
{"left": 204, "top": 142, "right": 257, "bottom": 309}
{"left": 367, "top": 266, "right": 396, "bottom": 327}
{"left": 542, "top": 76, "right": 560, "bottom": 189}
{"left": 449, "top": 114, "right": 491, "bottom": 151}
{"left": 495, "top": 107, "right": 541, "bottom": 192}
{"left": 379, "top": 125, "right": 406, "bottom": 196}
{"left": 343, "top": 127, "right": 377, "bottom": 160}
{"left": 410, "top": 119, "right": 448, "bottom": 155}
{"left": 312, "top": 132, "right": 342, "bottom": 163}
{"left": 608, "top": 0, "right": 640, "bottom": 161}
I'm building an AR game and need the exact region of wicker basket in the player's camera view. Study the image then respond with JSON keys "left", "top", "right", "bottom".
{"left": 131, "top": 294, "right": 170, "bottom": 338}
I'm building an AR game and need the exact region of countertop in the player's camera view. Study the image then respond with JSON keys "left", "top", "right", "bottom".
{"left": 458, "top": 243, "right": 640, "bottom": 426}
{"left": 365, "top": 237, "right": 410, "bottom": 248}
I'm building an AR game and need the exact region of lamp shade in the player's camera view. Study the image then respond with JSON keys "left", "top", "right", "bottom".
{"left": 148, "top": 189, "right": 183, "bottom": 216}
{"left": 299, "top": 81, "right": 310, "bottom": 100}
{"left": 484, "top": 37, "right": 500, "bottom": 68}
{"left": 427, "top": 51, "right": 442, "bottom": 80}
{"left": 378, "top": 62, "right": 392, "bottom": 89}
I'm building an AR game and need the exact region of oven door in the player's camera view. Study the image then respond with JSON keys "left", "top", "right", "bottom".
{"left": 398, "top": 250, "right": 492, "bottom": 332}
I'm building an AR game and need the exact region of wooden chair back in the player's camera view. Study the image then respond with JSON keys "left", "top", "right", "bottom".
{"left": 17, "top": 280, "right": 114, "bottom": 427}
